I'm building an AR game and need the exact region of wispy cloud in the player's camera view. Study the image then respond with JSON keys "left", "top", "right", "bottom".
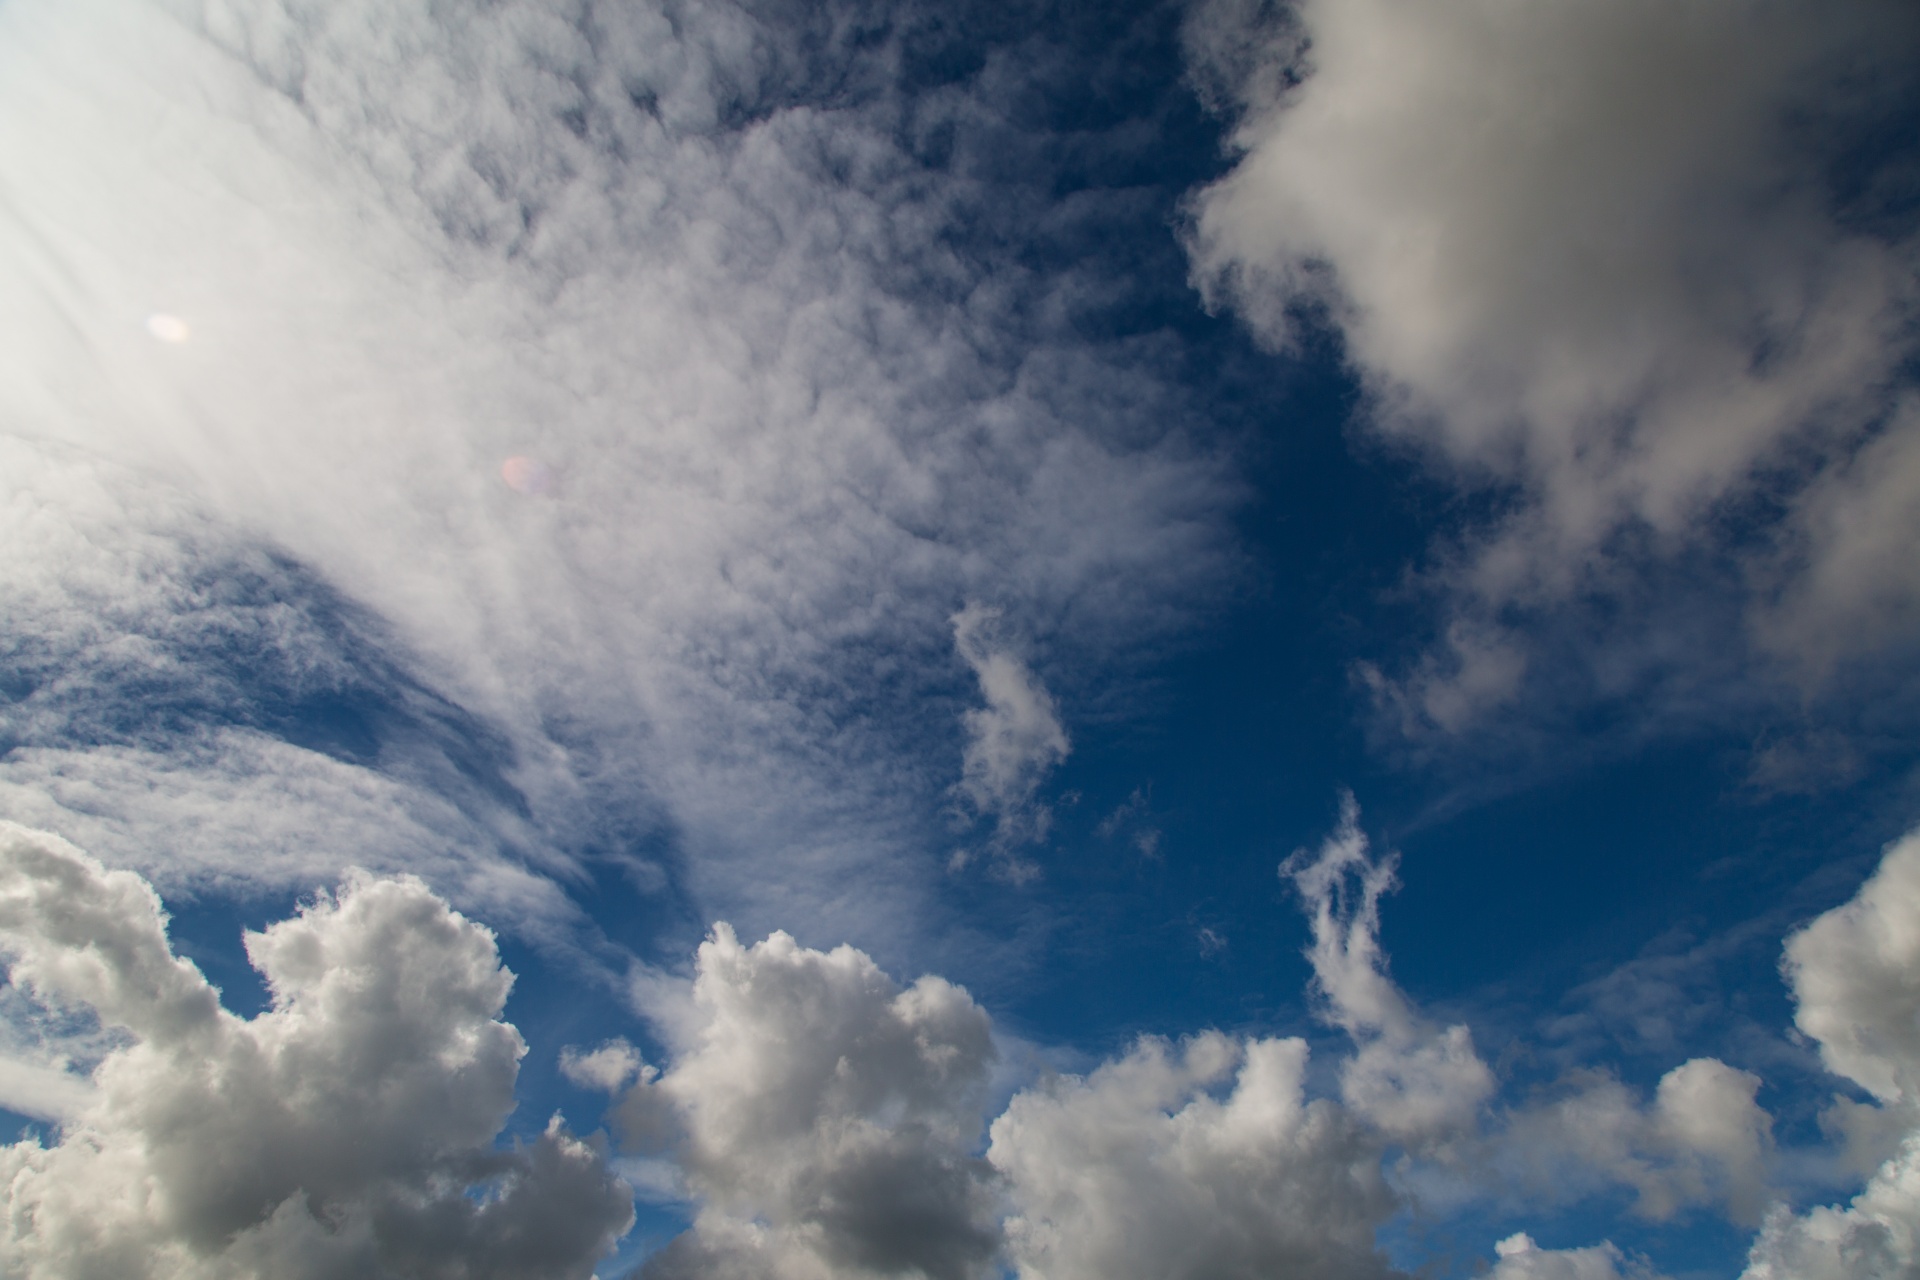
{"left": 0, "top": 0, "right": 1238, "bottom": 954}
{"left": 951, "top": 603, "right": 1070, "bottom": 865}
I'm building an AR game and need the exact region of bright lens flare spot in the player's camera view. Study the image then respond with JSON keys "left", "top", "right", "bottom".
{"left": 500, "top": 456, "right": 553, "bottom": 496}
{"left": 146, "top": 313, "right": 190, "bottom": 343}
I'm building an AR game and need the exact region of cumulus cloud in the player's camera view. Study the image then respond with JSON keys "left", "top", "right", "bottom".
{"left": 1284, "top": 796, "right": 1494, "bottom": 1145}
{"left": 0, "top": 0, "right": 1236, "bottom": 954}
{"left": 1185, "top": 0, "right": 1920, "bottom": 729}
{"left": 1499, "top": 1059, "right": 1775, "bottom": 1225}
{"left": 1277, "top": 798, "right": 1776, "bottom": 1225}
{"left": 1489, "top": 1234, "right": 1663, "bottom": 1280}
{"left": 561, "top": 1039, "right": 650, "bottom": 1095}
{"left": 950, "top": 603, "right": 1071, "bottom": 859}
{"left": 0, "top": 821, "right": 633, "bottom": 1279}
{"left": 598, "top": 801, "right": 1902, "bottom": 1276}
{"left": 632, "top": 924, "right": 999, "bottom": 1280}
{"left": 1739, "top": 825, "right": 1920, "bottom": 1276}
{"left": 989, "top": 1031, "right": 1399, "bottom": 1280}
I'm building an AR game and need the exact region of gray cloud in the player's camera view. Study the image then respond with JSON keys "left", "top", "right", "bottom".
{"left": 1184, "top": 0, "right": 1920, "bottom": 736}
{"left": 0, "top": 822, "right": 633, "bottom": 1279}
{"left": 631, "top": 924, "right": 999, "bottom": 1280}
{"left": 989, "top": 1031, "right": 1401, "bottom": 1280}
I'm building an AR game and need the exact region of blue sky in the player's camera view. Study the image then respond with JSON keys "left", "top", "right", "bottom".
{"left": 2, "top": 1, "right": 1919, "bottom": 1277}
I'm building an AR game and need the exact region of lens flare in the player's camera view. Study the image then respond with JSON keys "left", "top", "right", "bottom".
{"left": 500, "top": 456, "right": 553, "bottom": 495}
{"left": 145, "top": 313, "right": 190, "bottom": 343}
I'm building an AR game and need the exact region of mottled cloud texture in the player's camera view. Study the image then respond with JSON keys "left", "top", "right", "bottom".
{"left": 8, "top": 2, "right": 1920, "bottom": 1277}
{"left": 0, "top": 0, "right": 1235, "bottom": 950}
{"left": 1186, "top": 0, "right": 1920, "bottom": 733}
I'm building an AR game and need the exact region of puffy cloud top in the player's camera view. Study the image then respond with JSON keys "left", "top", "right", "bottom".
{"left": 638, "top": 923, "right": 999, "bottom": 1280}
{"left": 989, "top": 1031, "right": 1398, "bottom": 1280}
{"left": 0, "top": 822, "right": 632, "bottom": 1280}
{"left": 1740, "top": 827, "right": 1920, "bottom": 1277}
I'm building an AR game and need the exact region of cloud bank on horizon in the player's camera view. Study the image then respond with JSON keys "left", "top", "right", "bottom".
{"left": 2, "top": 0, "right": 1919, "bottom": 1277}
{"left": 8, "top": 813, "right": 1920, "bottom": 1277}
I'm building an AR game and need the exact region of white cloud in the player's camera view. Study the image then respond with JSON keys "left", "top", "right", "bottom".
{"left": 989, "top": 1031, "right": 1400, "bottom": 1280}
{"left": 1741, "top": 1137, "right": 1920, "bottom": 1279}
{"left": 1738, "top": 825, "right": 1920, "bottom": 1277}
{"left": 0, "top": 821, "right": 633, "bottom": 1279}
{"left": 1283, "top": 796, "right": 1494, "bottom": 1145}
{"left": 633, "top": 924, "right": 1000, "bottom": 1280}
{"left": 1784, "top": 828, "right": 1920, "bottom": 1106}
{"left": 1185, "top": 0, "right": 1920, "bottom": 729}
{"left": 951, "top": 603, "right": 1071, "bottom": 857}
{"left": 1490, "top": 1234, "right": 1664, "bottom": 1280}
{"left": 0, "top": 0, "right": 1236, "bottom": 956}
{"left": 1498, "top": 1060, "right": 1775, "bottom": 1225}
{"left": 561, "top": 1038, "right": 651, "bottom": 1095}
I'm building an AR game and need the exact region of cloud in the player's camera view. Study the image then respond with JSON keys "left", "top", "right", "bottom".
{"left": 989, "top": 1031, "right": 1400, "bottom": 1280}
{"left": 1737, "top": 825, "right": 1920, "bottom": 1277}
{"left": 632, "top": 924, "right": 999, "bottom": 1280}
{"left": 0, "top": 0, "right": 1237, "bottom": 957}
{"left": 1498, "top": 1060, "right": 1775, "bottom": 1225}
{"left": 0, "top": 821, "right": 633, "bottom": 1279}
{"left": 1784, "top": 828, "right": 1920, "bottom": 1106}
{"left": 1279, "top": 798, "right": 1776, "bottom": 1224}
{"left": 950, "top": 604, "right": 1071, "bottom": 857}
{"left": 1489, "top": 1234, "right": 1664, "bottom": 1280}
{"left": 1283, "top": 796, "right": 1494, "bottom": 1145}
{"left": 586, "top": 800, "right": 1920, "bottom": 1275}
{"left": 1184, "top": 0, "right": 1920, "bottom": 731}
{"left": 561, "top": 1039, "right": 651, "bottom": 1096}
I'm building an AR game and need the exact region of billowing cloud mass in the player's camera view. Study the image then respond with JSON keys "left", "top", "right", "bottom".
{"left": 1741, "top": 828, "right": 1920, "bottom": 1277}
{"left": 0, "top": 822, "right": 633, "bottom": 1280}
{"left": 1185, "top": 0, "right": 1920, "bottom": 729}
{"left": 5, "top": 801, "right": 1913, "bottom": 1280}
{"left": 617, "top": 802, "right": 1795, "bottom": 1280}
{"left": 0, "top": 0, "right": 1235, "bottom": 951}
{"left": 989, "top": 1031, "right": 1399, "bottom": 1280}
{"left": 632, "top": 924, "right": 999, "bottom": 1280}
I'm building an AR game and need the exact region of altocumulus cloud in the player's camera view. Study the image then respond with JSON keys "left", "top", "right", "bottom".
{"left": 0, "top": 822, "right": 632, "bottom": 1280}
{"left": 1185, "top": 0, "right": 1920, "bottom": 736}
{"left": 0, "top": 0, "right": 1236, "bottom": 952}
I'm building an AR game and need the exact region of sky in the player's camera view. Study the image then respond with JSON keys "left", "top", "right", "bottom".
{"left": 0, "top": 0, "right": 1918, "bottom": 1277}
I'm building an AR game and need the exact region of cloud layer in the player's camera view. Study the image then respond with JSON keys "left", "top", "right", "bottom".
{"left": 0, "top": 0, "right": 1237, "bottom": 951}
